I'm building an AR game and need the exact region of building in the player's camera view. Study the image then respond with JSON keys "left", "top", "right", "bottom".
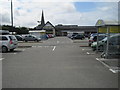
{"left": 34, "top": 10, "right": 97, "bottom": 36}
{"left": 34, "top": 10, "right": 56, "bottom": 36}
{"left": 55, "top": 24, "right": 97, "bottom": 36}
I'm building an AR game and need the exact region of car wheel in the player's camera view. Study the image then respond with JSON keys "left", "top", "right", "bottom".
{"left": 88, "top": 43, "right": 91, "bottom": 46}
{"left": 2, "top": 46, "right": 8, "bottom": 53}
{"left": 10, "top": 49, "right": 14, "bottom": 52}
{"left": 25, "top": 40, "right": 27, "bottom": 42}
{"left": 92, "top": 48, "right": 96, "bottom": 51}
{"left": 35, "top": 39, "right": 39, "bottom": 42}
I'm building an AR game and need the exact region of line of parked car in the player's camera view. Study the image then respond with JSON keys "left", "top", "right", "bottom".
{"left": 88, "top": 33, "right": 120, "bottom": 57}
{"left": 67, "top": 33, "right": 85, "bottom": 40}
{"left": 0, "top": 34, "right": 55, "bottom": 53}
{"left": 15, "top": 34, "right": 54, "bottom": 42}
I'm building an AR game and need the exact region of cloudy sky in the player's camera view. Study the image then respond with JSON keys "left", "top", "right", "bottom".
{"left": 0, "top": 0, "right": 119, "bottom": 28}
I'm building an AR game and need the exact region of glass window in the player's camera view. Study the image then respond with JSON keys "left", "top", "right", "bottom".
{"left": 9, "top": 36, "right": 16, "bottom": 40}
{"left": 2, "top": 36, "right": 8, "bottom": 40}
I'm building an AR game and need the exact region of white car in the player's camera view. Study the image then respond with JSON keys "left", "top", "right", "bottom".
{"left": 0, "top": 35, "right": 18, "bottom": 53}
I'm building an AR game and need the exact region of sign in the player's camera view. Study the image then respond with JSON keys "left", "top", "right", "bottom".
{"left": 98, "top": 26, "right": 120, "bottom": 33}
{"left": 98, "top": 27, "right": 107, "bottom": 33}
{"left": 109, "top": 26, "right": 120, "bottom": 33}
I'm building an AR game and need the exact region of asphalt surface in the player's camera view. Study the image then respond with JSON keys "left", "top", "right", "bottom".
{"left": 2, "top": 37, "right": 118, "bottom": 88}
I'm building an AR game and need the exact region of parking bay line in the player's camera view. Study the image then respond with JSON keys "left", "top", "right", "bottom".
{"left": 0, "top": 58, "right": 4, "bottom": 61}
{"left": 16, "top": 49, "right": 25, "bottom": 51}
{"left": 82, "top": 49, "right": 92, "bottom": 51}
{"left": 3, "top": 53, "right": 17, "bottom": 55}
{"left": 96, "top": 58, "right": 119, "bottom": 73}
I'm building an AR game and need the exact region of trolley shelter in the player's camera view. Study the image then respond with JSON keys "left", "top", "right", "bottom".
{"left": 95, "top": 19, "right": 120, "bottom": 58}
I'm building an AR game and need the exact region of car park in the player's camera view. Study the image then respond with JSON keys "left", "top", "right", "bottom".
{"left": 23, "top": 35, "right": 41, "bottom": 42}
{"left": 0, "top": 35, "right": 18, "bottom": 53}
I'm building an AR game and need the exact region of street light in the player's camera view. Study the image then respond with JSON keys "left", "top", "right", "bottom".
{"left": 10, "top": 0, "right": 14, "bottom": 34}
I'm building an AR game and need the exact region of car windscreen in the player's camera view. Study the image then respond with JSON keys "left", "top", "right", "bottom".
{"left": 0, "top": 36, "right": 8, "bottom": 41}
{"left": 98, "top": 36, "right": 106, "bottom": 41}
{"left": 102, "top": 37, "right": 107, "bottom": 41}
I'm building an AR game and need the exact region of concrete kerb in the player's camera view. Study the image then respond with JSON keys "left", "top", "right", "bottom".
{"left": 18, "top": 46, "right": 32, "bottom": 48}
{"left": 18, "top": 41, "right": 43, "bottom": 43}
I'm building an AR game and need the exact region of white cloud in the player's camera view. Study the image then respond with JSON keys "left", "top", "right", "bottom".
{"left": 1, "top": 0, "right": 118, "bottom": 28}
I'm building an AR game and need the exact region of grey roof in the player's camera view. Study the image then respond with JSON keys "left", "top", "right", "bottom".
{"left": 55, "top": 25, "right": 97, "bottom": 32}
{"left": 96, "top": 19, "right": 119, "bottom": 26}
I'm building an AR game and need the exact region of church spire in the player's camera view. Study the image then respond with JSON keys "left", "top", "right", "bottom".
{"left": 41, "top": 10, "right": 45, "bottom": 26}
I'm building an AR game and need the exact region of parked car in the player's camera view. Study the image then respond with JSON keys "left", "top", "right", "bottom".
{"left": 0, "top": 35, "right": 18, "bottom": 53}
{"left": 91, "top": 37, "right": 107, "bottom": 51}
{"left": 101, "top": 34, "right": 120, "bottom": 58}
{"left": 92, "top": 34, "right": 120, "bottom": 53}
{"left": 24, "top": 35, "right": 41, "bottom": 42}
{"left": 69, "top": 33, "right": 78, "bottom": 39}
{"left": 88, "top": 34, "right": 106, "bottom": 46}
{"left": 107, "top": 34, "right": 120, "bottom": 54}
{"left": 47, "top": 34, "right": 54, "bottom": 38}
{"left": 15, "top": 35, "right": 24, "bottom": 41}
{"left": 71, "top": 34, "right": 85, "bottom": 40}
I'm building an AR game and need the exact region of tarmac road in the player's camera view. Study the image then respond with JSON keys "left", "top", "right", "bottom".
{"left": 2, "top": 37, "right": 118, "bottom": 88}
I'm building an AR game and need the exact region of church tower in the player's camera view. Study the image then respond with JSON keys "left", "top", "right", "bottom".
{"left": 41, "top": 10, "right": 45, "bottom": 27}
{"left": 36, "top": 10, "right": 45, "bottom": 30}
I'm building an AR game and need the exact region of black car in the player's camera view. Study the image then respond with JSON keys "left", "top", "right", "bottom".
{"left": 15, "top": 35, "right": 24, "bottom": 41}
{"left": 71, "top": 34, "right": 85, "bottom": 40}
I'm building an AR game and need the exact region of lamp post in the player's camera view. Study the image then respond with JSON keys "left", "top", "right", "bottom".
{"left": 10, "top": 0, "right": 14, "bottom": 34}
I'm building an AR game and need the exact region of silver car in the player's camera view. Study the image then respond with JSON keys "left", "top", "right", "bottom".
{"left": 23, "top": 35, "right": 41, "bottom": 42}
{"left": 0, "top": 35, "right": 18, "bottom": 53}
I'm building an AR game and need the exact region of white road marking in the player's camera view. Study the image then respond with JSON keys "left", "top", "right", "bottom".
{"left": 0, "top": 58, "right": 4, "bottom": 61}
{"left": 3, "top": 52, "right": 17, "bottom": 55}
{"left": 96, "top": 58, "right": 119, "bottom": 73}
{"left": 96, "top": 58, "right": 110, "bottom": 68}
{"left": 86, "top": 52, "right": 95, "bottom": 55}
{"left": 57, "top": 41, "right": 59, "bottom": 44}
{"left": 82, "top": 49, "right": 91, "bottom": 51}
{"left": 16, "top": 49, "right": 25, "bottom": 51}
{"left": 82, "top": 49, "right": 85, "bottom": 51}
{"left": 13, "top": 53, "right": 17, "bottom": 54}
{"left": 32, "top": 46, "right": 36, "bottom": 47}
{"left": 87, "top": 52, "right": 90, "bottom": 54}
{"left": 52, "top": 46, "right": 56, "bottom": 51}
{"left": 109, "top": 69, "right": 118, "bottom": 73}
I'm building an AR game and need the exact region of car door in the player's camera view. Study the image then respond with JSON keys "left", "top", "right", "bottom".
{"left": 109, "top": 36, "right": 118, "bottom": 54}
{"left": 30, "top": 36, "right": 35, "bottom": 41}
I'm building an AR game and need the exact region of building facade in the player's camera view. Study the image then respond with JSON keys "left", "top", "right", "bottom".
{"left": 34, "top": 11, "right": 97, "bottom": 36}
